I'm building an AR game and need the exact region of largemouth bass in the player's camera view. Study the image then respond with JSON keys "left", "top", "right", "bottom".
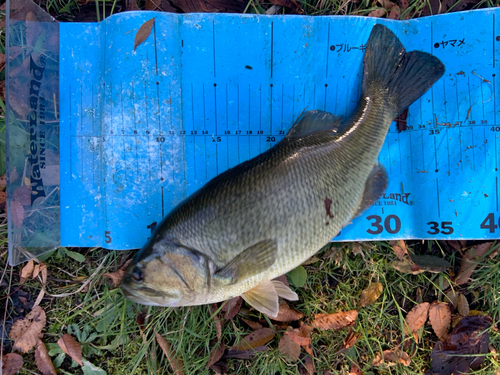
{"left": 121, "top": 24, "right": 444, "bottom": 317}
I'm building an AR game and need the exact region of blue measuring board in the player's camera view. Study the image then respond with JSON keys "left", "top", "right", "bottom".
{"left": 58, "top": 10, "right": 500, "bottom": 249}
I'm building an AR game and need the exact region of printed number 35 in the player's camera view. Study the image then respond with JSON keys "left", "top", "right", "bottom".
{"left": 427, "top": 221, "right": 454, "bottom": 235}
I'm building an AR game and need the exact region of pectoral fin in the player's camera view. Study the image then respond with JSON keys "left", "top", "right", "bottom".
{"left": 353, "top": 164, "right": 388, "bottom": 218}
{"left": 241, "top": 280, "right": 279, "bottom": 317}
{"left": 214, "top": 239, "right": 278, "bottom": 284}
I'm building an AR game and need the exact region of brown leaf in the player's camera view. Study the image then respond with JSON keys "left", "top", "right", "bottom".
{"left": 278, "top": 333, "right": 301, "bottom": 361}
{"left": 32, "top": 263, "right": 47, "bottom": 280}
{"left": 429, "top": 301, "right": 451, "bottom": 340}
{"left": 368, "top": 8, "right": 386, "bottom": 17}
{"left": 444, "top": 289, "right": 459, "bottom": 308}
{"left": 155, "top": 331, "right": 185, "bottom": 375}
{"left": 455, "top": 242, "right": 494, "bottom": 285}
{"left": 134, "top": 18, "right": 155, "bottom": 51}
{"left": 430, "top": 315, "right": 493, "bottom": 374}
{"left": 241, "top": 317, "right": 263, "bottom": 331}
{"left": 9, "top": 306, "right": 46, "bottom": 353}
{"left": 286, "top": 330, "right": 313, "bottom": 356}
{"left": 221, "top": 296, "right": 243, "bottom": 320}
{"left": 457, "top": 294, "right": 469, "bottom": 317}
{"left": 14, "top": 186, "right": 31, "bottom": 206}
{"left": 405, "top": 302, "right": 430, "bottom": 338}
{"left": 348, "top": 363, "right": 363, "bottom": 375}
{"left": 1, "top": 353, "right": 23, "bottom": 375}
{"left": 11, "top": 200, "right": 25, "bottom": 227}
{"left": 58, "top": 334, "right": 83, "bottom": 366}
{"left": 372, "top": 349, "right": 411, "bottom": 366}
{"left": 343, "top": 327, "right": 360, "bottom": 349}
{"left": 390, "top": 240, "right": 408, "bottom": 260}
{"left": 358, "top": 282, "right": 383, "bottom": 307}
{"left": 35, "top": 339, "right": 57, "bottom": 375}
{"left": 313, "top": 310, "right": 358, "bottom": 331}
{"left": 206, "top": 340, "right": 225, "bottom": 369}
{"left": 0, "top": 191, "right": 6, "bottom": 204}
{"left": 101, "top": 269, "right": 126, "bottom": 289}
{"left": 209, "top": 303, "right": 223, "bottom": 340}
{"left": 298, "top": 355, "right": 315, "bottom": 375}
{"left": 222, "top": 345, "right": 268, "bottom": 360}
{"left": 388, "top": 4, "right": 400, "bottom": 19}
{"left": 20, "top": 259, "right": 35, "bottom": 284}
{"left": 231, "top": 328, "right": 275, "bottom": 351}
{"left": 270, "top": 301, "right": 303, "bottom": 322}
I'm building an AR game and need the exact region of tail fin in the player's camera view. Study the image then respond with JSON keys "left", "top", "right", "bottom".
{"left": 363, "top": 24, "right": 445, "bottom": 116}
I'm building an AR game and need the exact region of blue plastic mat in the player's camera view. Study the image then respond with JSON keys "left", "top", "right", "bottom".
{"left": 58, "top": 10, "right": 500, "bottom": 249}
{"left": 7, "top": 5, "right": 500, "bottom": 264}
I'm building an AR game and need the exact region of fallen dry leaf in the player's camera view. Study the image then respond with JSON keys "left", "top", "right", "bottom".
{"left": 222, "top": 345, "right": 268, "bottom": 360}
{"left": 20, "top": 259, "right": 35, "bottom": 284}
{"left": 298, "top": 355, "right": 315, "bottom": 375}
{"left": 286, "top": 330, "right": 313, "bottom": 356}
{"left": 206, "top": 340, "right": 225, "bottom": 369}
{"left": 405, "top": 302, "right": 430, "bottom": 339}
{"left": 358, "top": 282, "right": 383, "bottom": 307}
{"left": 457, "top": 294, "right": 470, "bottom": 317}
{"left": 10, "top": 200, "right": 25, "bottom": 227}
{"left": 102, "top": 269, "right": 126, "bottom": 289}
{"left": 231, "top": 328, "right": 275, "bottom": 351}
{"left": 209, "top": 303, "right": 223, "bottom": 340}
{"left": 279, "top": 333, "right": 301, "bottom": 361}
{"left": 388, "top": 4, "right": 400, "bottom": 18}
{"left": 221, "top": 296, "right": 243, "bottom": 320}
{"left": 134, "top": 18, "right": 155, "bottom": 51}
{"left": 372, "top": 349, "right": 411, "bottom": 366}
{"left": 32, "top": 263, "right": 47, "bottom": 280}
{"left": 429, "top": 301, "right": 451, "bottom": 341}
{"left": 155, "top": 331, "right": 184, "bottom": 375}
{"left": 444, "top": 289, "right": 459, "bottom": 308}
{"left": 9, "top": 306, "right": 46, "bottom": 353}
{"left": 270, "top": 301, "right": 304, "bottom": 322}
{"left": 348, "top": 363, "right": 363, "bottom": 375}
{"left": 343, "top": 327, "right": 360, "bottom": 349}
{"left": 454, "top": 242, "right": 494, "bottom": 285}
{"left": 368, "top": 8, "right": 386, "bottom": 17}
{"left": 241, "top": 317, "right": 263, "bottom": 331}
{"left": 1, "top": 353, "right": 23, "bottom": 375}
{"left": 430, "top": 315, "right": 493, "bottom": 374}
{"left": 313, "top": 310, "right": 358, "bottom": 331}
{"left": 390, "top": 240, "right": 408, "bottom": 260}
{"left": 58, "top": 334, "right": 83, "bottom": 366}
{"left": 14, "top": 185, "right": 31, "bottom": 205}
{"left": 35, "top": 339, "right": 57, "bottom": 375}
{"left": 410, "top": 254, "right": 450, "bottom": 273}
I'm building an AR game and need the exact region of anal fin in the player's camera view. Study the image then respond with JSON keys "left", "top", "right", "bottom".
{"left": 353, "top": 164, "right": 388, "bottom": 218}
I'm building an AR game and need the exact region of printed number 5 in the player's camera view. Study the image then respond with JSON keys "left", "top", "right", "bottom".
{"left": 426, "top": 221, "right": 454, "bottom": 235}
{"left": 105, "top": 230, "right": 112, "bottom": 244}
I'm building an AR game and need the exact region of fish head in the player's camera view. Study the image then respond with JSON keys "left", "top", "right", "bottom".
{"left": 121, "top": 239, "right": 214, "bottom": 307}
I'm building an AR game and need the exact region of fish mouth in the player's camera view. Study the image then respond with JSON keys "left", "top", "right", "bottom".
{"left": 121, "top": 284, "right": 169, "bottom": 306}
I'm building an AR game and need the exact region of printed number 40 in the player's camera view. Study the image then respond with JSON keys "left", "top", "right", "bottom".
{"left": 480, "top": 213, "right": 499, "bottom": 233}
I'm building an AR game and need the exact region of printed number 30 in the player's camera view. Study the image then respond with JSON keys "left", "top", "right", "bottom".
{"left": 427, "top": 221, "right": 454, "bottom": 235}
{"left": 366, "top": 214, "right": 401, "bottom": 234}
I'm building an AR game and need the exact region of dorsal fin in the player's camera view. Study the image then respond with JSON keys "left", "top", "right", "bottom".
{"left": 286, "top": 110, "right": 342, "bottom": 139}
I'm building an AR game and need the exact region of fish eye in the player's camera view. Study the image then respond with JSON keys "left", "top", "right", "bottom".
{"left": 132, "top": 266, "right": 143, "bottom": 283}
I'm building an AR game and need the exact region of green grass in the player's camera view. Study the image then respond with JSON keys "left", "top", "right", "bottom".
{"left": 2, "top": 241, "right": 499, "bottom": 374}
